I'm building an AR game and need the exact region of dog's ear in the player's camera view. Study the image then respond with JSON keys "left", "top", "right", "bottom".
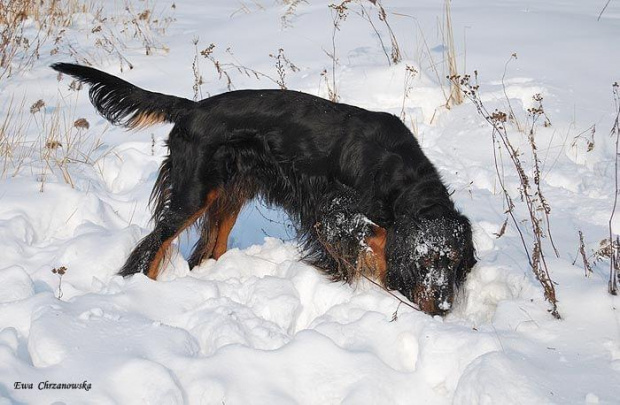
{"left": 365, "top": 224, "right": 388, "bottom": 282}
{"left": 367, "top": 225, "right": 387, "bottom": 258}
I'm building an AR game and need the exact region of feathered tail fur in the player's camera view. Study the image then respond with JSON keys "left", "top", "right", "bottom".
{"left": 50, "top": 63, "right": 195, "bottom": 129}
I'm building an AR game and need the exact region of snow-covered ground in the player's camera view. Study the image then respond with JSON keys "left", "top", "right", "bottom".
{"left": 1, "top": 0, "right": 620, "bottom": 403}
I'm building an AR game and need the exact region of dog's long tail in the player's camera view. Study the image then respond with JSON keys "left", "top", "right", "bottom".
{"left": 51, "top": 63, "right": 195, "bottom": 129}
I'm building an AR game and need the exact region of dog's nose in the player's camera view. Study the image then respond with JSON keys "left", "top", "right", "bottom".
{"left": 412, "top": 285, "right": 451, "bottom": 316}
{"left": 416, "top": 297, "right": 449, "bottom": 316}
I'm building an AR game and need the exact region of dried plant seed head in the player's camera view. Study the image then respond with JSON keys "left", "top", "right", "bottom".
{"left": 405, "top": 65, "right": 418, "bottom": 76}
{"left": 45, "top": 140, "right": 62, "bottom": 149}
{"left": 329, "top": 0, "right": 352, "bottom": 20}
{"left": 69, "top": 80, "right": 83, "bottom": 91}
{"left": 30, "top": 99, "right": 45, "bottom": 114}
{"left": 200, "top": 43, "right": 216, "bottom": 58}
{"left": 74, "top": 118, "right": 90, "bottom": 129}
{"left": 139, "top": 10, "right": 151, "bottom": 21}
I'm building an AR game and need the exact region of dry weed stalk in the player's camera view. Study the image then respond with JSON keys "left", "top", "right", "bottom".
{"left": 326, "top": 1, "right": 350, "bottom": 102}
{"left": 192, "top": 37, "right": 204, "bottom": 100}
{"left": 200, "top": 43, "right": 233, "bottom": 91}
{"left": 320, "top": 68, "right": 337, "bottom": 103}
{"left": 355, "top": 0, "right": 401, "bottom": 65}
{"left": 0, "top": 96, "right": 33, "bottom": 178}
{"left": 575, "top": 230, "right": 593, "bottom": 277}
{"left": 51, "top": 266, "right": 67, "bottom": 300}
{"left": 443, "top": 0, "right": 462, "bottom": 106}
{"left": 357, "top": 4, "right": 391, "bottom": 65}
{"left": 0, "top": 0, "right": 90, "bottom": 79}
{"left": 526, "top": 92, "right": 559, "bottom": 256}
{"left": 0, "top": 90, "right": 103, "bottom": 187}
{"left": 607, "top": 82, "right": 620, "bottom": 294}
{"left": 400, "top": 64, "right": 419, "bottom": 122}
{"left": 199, "top": 43, "right": 296, "bottom": 91}
{"left": 325, "top": 0, "right": 402, "bottom": 101}
{"left": 278, "top": 0, "right": 307, "bottom": 28}
{"left": 1, "top": 0, "right": 174, "bottom": 80}
{"left": 450, "top": 71, "right": 561, "bottom": 319}
{"left": 592, "top": 237, "right": 620, "bottom": 269}
{"left": 230, "top": 0, "right": 265, "bottom": 19}
{"left": 598, "top": 0, "right": 613, "bottom": 21}
{"left": 88, "top": 0, "right": 173, "bottom": 67}
{"left": 117, "top": 0, "right": 174, "bottom": 56}
{"left": 269, "top": 48, "right": 299, "bottom": 90}
{"left": 392, "top": 11, "right": 455, "bottom": 111}
{"left": 501, "top": 54, "right": 524, "bottom": 132}
{"left": 570, "top": 124, "right": 596, "bottom": 152}
{"left": 571, "top": 84, "right": 620, "bottom": 294}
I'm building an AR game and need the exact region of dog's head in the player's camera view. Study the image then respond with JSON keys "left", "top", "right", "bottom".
{"left": 386, "top": 207, "right": 476, "bottom": 316}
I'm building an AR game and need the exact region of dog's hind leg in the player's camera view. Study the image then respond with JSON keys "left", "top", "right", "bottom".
{"left": 212, "top": 204, "right": 242, "bottom": 259}
{"left": 119, "top": 187, "right": 220, "bottom": 279}
{"left": 187, "top": 191, "right": 245, "bottom": 268}
{"left": 187, "top": 215, "right": 219, "bottom": 270}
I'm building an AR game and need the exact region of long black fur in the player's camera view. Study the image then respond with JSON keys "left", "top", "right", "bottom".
{"left": 52, "top": 63, "right": 193, "bottom": 127}
{"left": 51, "top": 62, "right": 476, "bottom": 315}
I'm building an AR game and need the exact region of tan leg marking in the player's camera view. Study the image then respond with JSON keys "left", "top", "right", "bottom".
{"left": 213, "top": 208, "right": 241, "bottom": 259}
{"left": 146, "top": 189, "right": 220, "bottom": 280}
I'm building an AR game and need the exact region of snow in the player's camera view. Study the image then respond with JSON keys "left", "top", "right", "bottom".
{"left": 1, "top": 0, "right": 620, "bottom": 403}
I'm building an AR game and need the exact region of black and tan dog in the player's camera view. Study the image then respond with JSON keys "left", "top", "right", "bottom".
{"left": 52, "top": 63, "right": 475, "bottom": 315}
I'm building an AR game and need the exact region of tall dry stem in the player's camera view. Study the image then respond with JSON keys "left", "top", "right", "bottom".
{"left": 608, "top": 82, "right": 620, "bottom": 295}
{"left": 450, "top": 72, "right": 560, "bottom": 318}
{"left": 444, "top": 0, "right": 462, "bottom": 106}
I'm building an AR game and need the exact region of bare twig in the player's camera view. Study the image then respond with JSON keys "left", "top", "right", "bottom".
{"left": 51, "top": 266, "right": 68, "bottom": 300}
{"left": 356, "top": 3, "right": 392, "bottom": 65}
{"left": 608, "top": 82, "right": 620, "bottom": 294}
{"left": 598, "top": 0, "right": 613, "bottom": 21}
{"left": 192, "top": 37, "right": 204, "bottom": 100}
{"left": 444, "top": 0, "right": 462, "bottom": 106}
{"left": 326, "top": 1, "right": 352, "bottom": 102}
{"left": 400, "top": 64, "right": 419, "bottom": 122}
{"left": 577, "top": 230, "right": 594, "bottom": 277}
{"left": 201, "top": 44, "right": 285, "bottom": 91}
{"left": 527, "top": 93, "right": 560, "bottom": 258}
{"left": 269, "top": 48, "right": 299, "bottom": 90}
{"left": 392, "top": 12, "right": 451, "bottom": 109}
{"left": 362, "top": 274, "right": 421, "bottom": 315}
{"left": 501, "top": 54, "right": 523, "bottom": 132}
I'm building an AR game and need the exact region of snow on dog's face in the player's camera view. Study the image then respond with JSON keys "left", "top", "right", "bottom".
{"left": 386, "top": 212, "right": 476, "bottom": 316}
